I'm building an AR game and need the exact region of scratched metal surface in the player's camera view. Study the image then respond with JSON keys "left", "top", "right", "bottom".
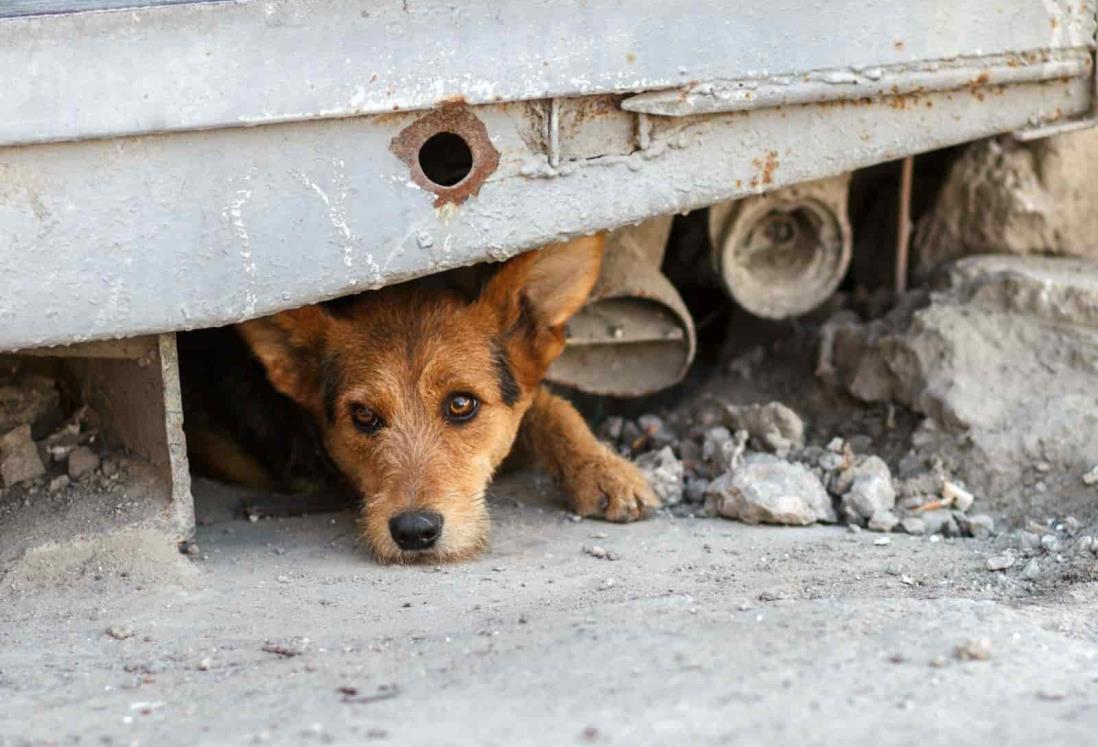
{"left": 0, "top": 0, "right": 1094, "bottom": 350}
{"left": 0, "top": 0, "right": 1091, "bottom": 146}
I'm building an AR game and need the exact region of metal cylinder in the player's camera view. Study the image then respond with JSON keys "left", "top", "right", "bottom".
{"left": 708, "top": 174, "right": 852, "bottom": 319}
{"left": 547, "top": 215, "right": 697, "bottom": 397}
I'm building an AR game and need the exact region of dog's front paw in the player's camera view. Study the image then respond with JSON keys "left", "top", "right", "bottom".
{"left": 561, "top": 448, "right": 660, "bottom": 522}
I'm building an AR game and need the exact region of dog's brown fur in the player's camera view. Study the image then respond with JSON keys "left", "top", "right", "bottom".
{"left": 232, "top": 235, "right": 658, "bottom": 563}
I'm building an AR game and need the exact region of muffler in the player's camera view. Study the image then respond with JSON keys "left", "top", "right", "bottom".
{"left": 708, "top": 174, "right": 852, "bottom": 319}
{"left": 547, "top": 215, "right": 696, "bottom": 397}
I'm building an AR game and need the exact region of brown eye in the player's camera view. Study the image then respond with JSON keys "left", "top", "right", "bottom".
{"left": 445, "top": 393, "right": 479, "bottom": 423}
{"left": 350, "top": 403, "right": 384, "bottom": 434}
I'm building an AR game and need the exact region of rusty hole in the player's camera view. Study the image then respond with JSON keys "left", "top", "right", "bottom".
{"left": 418, "top": 132, "right": 474, "bottom": 187}
{"left": 390, "top": 107, "right": 500, "bottom": 207}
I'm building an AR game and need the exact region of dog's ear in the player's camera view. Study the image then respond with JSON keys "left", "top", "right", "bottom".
{"left": 236, "top": 306, "right": 332, "bottom": 414}
{"left": 481, "top": 234, "right": 604, "bottom": 334}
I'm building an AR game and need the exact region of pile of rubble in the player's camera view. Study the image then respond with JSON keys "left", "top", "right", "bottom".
{"left": 607, "top": 400, "right": 996, "bottom": 538}
{"left": 0, "top": 372, "right": 122, "bottom": 502}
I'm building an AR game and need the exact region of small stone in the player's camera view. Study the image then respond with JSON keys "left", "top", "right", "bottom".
{"left": 101, "top": 459, "right": 119, "bottom": 478}
{"left": 637, "top": 414, "right": 675, "bottom": 448}
{"left": 818, "top": 452, "right": 846, "bottom": 472}
{"left": 921, "top": 509, "right": 955, "bottom": 536}
{"left": 684, "top": 477, "right": 710, "bottom": 503}
{"left": 1063, "top": 516, "right": 1081, "bottom": 537}
{"left": 900, "top": 517, "right": 927, "bottom": 536}
{"left": 826, "top": 437, "right": 845, "bottom": 453}
{"left": 1034, "top": 461, "right": 1052, "bottom": 473}
{"left": 1017, "top": 530, "right": 1042, "bottom": 551}
{"left": 873, "top": 536, "right": 891, "bottom": 546}
{"left": 198, "top": 657, "right": 213, "bottom": 671}
{"left": 0, "top": 425, "right": 46, "bottom": 487}
{"left": 868, "top": 509, "right": 899, "bottom": 533}
{"left": 705, "top": 453, "right": 835, "bottom": 526}
{"left": 1076, "top": 536, "right": 1096, "bottom": 555}
{"left": 582, "top": 545, "right": 618, "bottom": 561}
{"left": 847, "top": 523, "right": 862, "bottom": 534}
{"left": 599, "top": 578, "right": 616, "bottom": 591}
{"left": 942, "top": 481, "right": 974, "bottom": 512}
{"left": 841, "top": 456, "right": 896, "bottom": 522}
{"left": 598, "top": 416, "right": 625, "bottom": 443}
{"left": 1040, "top": 534, "right": 1062, "bottom": 554}
{"left": 1082, "top": 465, "right": 1098, "bottom": 486}
{"left": 106, "top": 625, "right": 134, "bottom": 640}
{"left": 986, "top": 552, "right": 1015, "bottom": 571}
{"left": 724, "top": 401, "right": 805, "bottom": 457}
{"left": 261, "top": 637, "right": 309, "bottom": 657}
{"left": 964, "top": 513, "right": 995, "bottom": 540}
{"left": 634, "top": 446, "right": 684, "bottom": 506}
{"left": 1021, "top": 558, "right": 1041, "bottom": 580}
{"left": 67, "top": 446, "right": 101, "bottom": 480}
{"left": 47, "top": 474, "right": 71, "bottom": 493}
{"left": 953, "top": 639, "right": 992, "bottom": 661}
{"left": 929, "top": 655, "right": 947, "bottom": 668}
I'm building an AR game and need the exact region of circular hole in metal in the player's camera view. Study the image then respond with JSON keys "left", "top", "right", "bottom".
{"left": 417, "top": 131, "right": 474, "bottom": 187}
{"left": 740, "top": 208, "right": 823, "bottom": 288}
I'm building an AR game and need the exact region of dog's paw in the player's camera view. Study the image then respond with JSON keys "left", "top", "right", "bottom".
{"left": 561, "top": 449, "right": 660, "bottom": 522}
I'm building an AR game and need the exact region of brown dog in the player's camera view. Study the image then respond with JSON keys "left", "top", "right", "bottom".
{"left": 213, "top": 235, "right": 658, "bottom": 563}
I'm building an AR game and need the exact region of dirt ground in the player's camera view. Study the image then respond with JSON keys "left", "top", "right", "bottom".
{"left": 3, "top": 467, "right": 1098, "bottom": 747}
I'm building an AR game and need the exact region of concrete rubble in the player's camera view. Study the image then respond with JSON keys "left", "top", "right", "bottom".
{"left": 817, "top": 253, "right": 1098, "bottom": 508}
{"left": 914, "top": 132, "right": 1098, "bottom": 278}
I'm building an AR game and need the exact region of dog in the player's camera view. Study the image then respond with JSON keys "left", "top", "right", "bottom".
{"left": 180, "top": 234, "right": 658, "bottom": 563}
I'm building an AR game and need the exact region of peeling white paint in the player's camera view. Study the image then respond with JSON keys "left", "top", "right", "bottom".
{"left": 223, "top": 187, "right": 257, "bottom": 315}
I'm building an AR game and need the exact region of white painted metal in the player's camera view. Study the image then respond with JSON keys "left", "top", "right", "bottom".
{"left": 0, "top": 0, "right": 1094, "bottom": 351}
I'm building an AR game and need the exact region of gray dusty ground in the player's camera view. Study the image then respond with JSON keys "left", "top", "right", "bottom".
{"left": 3, "top": 471, "right": 1097, "bottom": 747}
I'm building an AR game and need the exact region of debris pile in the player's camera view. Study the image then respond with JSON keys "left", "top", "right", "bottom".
{"left": 604, "top": 398, "right": 993, "bottom": 538}
{"left": 0, "top": 371, "right": 126, "bottom": 504}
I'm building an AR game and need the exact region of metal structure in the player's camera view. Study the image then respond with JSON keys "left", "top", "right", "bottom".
{"left": 0, "top": 0, "right": 1095, "bottom": 548}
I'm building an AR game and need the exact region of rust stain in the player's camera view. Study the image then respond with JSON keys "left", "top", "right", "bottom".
{"left": 893, "top": 39, "right": 905, "bottom": 51}
{"left": 626, "top": 51, "right": 637, "bottom": 64}
{"left": 750, "top": 150, "right": 779, "bottom": 187}
{"left": 389, "top": 107, "right": 501, "bottom": 208}
{"left": 434, "top": 94, "right": 469, "bottom": 108}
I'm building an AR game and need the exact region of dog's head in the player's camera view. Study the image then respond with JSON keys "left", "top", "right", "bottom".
{"left": 238, "top": 235, "right": 603, "bottom": 563}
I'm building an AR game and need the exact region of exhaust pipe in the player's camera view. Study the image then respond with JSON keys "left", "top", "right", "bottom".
{"left": 708, "top": 174, "right": 852, "bottom": 319}
{"left": 547, "top": 215, "right": 696, "bottom": 397}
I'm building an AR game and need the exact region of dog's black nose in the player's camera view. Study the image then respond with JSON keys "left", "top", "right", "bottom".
{"left": 389, "top": 511, "right": 443, "bottom": 551}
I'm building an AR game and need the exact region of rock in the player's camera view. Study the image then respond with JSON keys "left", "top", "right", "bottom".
{"left": 67, "top": 446, "right": 101, "bottom": 480}
{"left": 1017, "top": 531, "right": 1042, "bottom": 552}
{"left": 962, "top": 513, "right": 995, "bottom": 540}
{"left": 900, "top": 517, "right": 927, "bottom": 536}
{"left": 986, "top": 552, "right": 1015, "bottom": 571}
{"left": 1082, "top": 465, "right": 1098, "bottom": 486}
{"left": 840, "top": 456, "right": 896, "bottom": 523}
{"left": 47, "top": 474, "right": 70, "bottom": 493}
{"left": 1021, "top": 558, "right": 1041, "bottom": 581}
{"left": 724, "top": 402, "right": 805, "bottom": 457}
{"left": 920, "top": 509, "right": 957, "bottom": 537}
{"left": 0, "top": 379, "right": 61, "bottom": 435}
{"left": 818, "top": 255, "right": 1098, "bottom": 507}
{"left": 106, "top": 625, "right": 134, "bottom": 640}
{"left": 705, "top": 454, "right": 835, "bottom": 526}
{"left": 942, "top": 481, "right": 974, "bottom": 512}
{"left": 637, "top": 414, "right": 675, "bottom": 449}
{"left": 868, "top": 510, "right": 899, "bottom": 533}
{"left": 701, "top": 426, "right": 734, "bottom": 471}
{"left": 1077, "top": 536, "right": 1096, "bottom": 555}
{"left": 0, "top": 425, "right": 46, "bottom": 488}
{"left": 954, "top": 639, "right": 993, "bottom": 661}
{"left": 597, "top": 416, "right": 624, "bottom": 444}
{"left": 684, "top": 477, "right": 709, "bottom": 504}
{"left": 582, "top": 545, "right": 618, "bottom": 561}
{"left": 1040, "top": 534, "right": 1061, "bottom": 554}
{"left": 914, "top": 132, "right": 1098, "bottom": 276}
{"left": 634, "top": 446, "right": 683, "bottom": 506}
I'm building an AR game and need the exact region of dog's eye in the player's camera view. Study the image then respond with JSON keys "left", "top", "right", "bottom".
{"left": 350, "top": 403, "right": 384, "bottom": 434}
{"left": 445, "top": 393, "right": 479, "bottom": 423}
